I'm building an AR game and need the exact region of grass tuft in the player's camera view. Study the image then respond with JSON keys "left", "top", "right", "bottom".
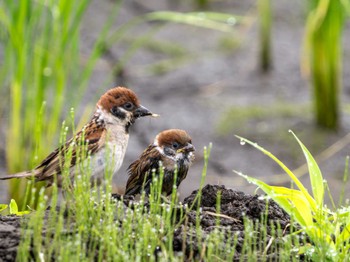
{"left": 237, "top": 131, "right": 350, "bottom": 260}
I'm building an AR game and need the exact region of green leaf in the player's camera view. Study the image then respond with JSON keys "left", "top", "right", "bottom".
{"left": 236, "top": 135, "right": 317, "bottom": 212}
{"left": 235, "top": 172, "right": 314, "bottom": 227}
{"left": 271, "top": 187, "right": 315, "bottom": 226}
{"left": 0, "top": 204, "right": 8, "bottom": 212}
{"left": 290, "top": 130, "right": 324, "bottom": 207}
{"left": 9, "top": 199, "right": 18, "bottom": 214}
{"left": 14, "top": 210, "right": 31, "bottom": 216}
{"left": 9, "top": 199, "right": 30, "bottom": 216}
{"left": 236, "top": 172, "right": 336, "bottom": 248}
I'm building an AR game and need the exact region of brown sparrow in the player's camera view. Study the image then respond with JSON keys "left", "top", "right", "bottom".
{"left": 0, "top": 87, "right": 157, "bottom": 187}
{"left": 125, "top": 129, "right": 195, "bottom": 196}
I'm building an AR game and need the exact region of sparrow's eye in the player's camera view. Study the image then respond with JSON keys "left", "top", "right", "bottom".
{"left": 172, "top": 142, "right": 179, "bottom": 149}
{"left": 123, "top": 102, "right": 134, "bottom": 111}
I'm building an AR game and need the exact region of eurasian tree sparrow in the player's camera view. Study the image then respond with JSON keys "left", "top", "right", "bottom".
{"left": 1, "top": 87, "right": 157, "bottom": 187}
{"left": 125, "top": 129, "right": 195, "bottom": 196}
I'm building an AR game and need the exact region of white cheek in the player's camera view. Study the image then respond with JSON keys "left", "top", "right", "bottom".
{"left": 99, "top": 108, "right": 132, "bottom": 125}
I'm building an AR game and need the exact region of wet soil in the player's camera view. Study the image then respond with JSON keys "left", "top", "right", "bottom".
{"left": 0, "top": 216, "right": 21, "bottom": 262}
{"left": 0, "top": 185, "right": 294, "bottom": 261}
{"left": 176, "top": 185, "right": 292, "bottom": 260}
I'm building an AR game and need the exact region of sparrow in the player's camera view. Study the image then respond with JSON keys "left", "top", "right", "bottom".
{"left": 0, "top": 86, "right": 158, "bottom": 187}
{"left": 125, "top": 129, "right": 195, "bottom": 196}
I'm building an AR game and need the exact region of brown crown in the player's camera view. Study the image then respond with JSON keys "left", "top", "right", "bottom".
{"left": 97, "top": 87, "right": 140, "bottom": 111}
{"left": 156, "top": 129, "right": 192, "bottom": 147}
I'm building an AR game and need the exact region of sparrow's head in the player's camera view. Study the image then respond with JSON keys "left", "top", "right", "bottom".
{"left": 154, "top": 129, "right": 195, "bottom": 164}
{"left": 97, "top": 87, "right": 155, "bottom": 129}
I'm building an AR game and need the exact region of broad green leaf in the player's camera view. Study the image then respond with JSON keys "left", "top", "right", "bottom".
{"left": 236, "top": 136, "right": 317, "bottom": 212}
{"left": 9, "top": 199, "right": 18, "bottom": 214}
{"left": 269, "top": 186, "right": 315, "bottom": 227}
{"left": 0, "top": 204, "right": 8, "bottom": 212}
{"left": 14, "top": 210, "right": 31, "bottom": 216}
{"left": 235, "top": 172, "right": 313, "bottom": 227}
{"left": 290, "top": 131, "right": 324, "bottom": 207}
{"left": 9, "top": 199, "right": 30, "bottom": 216}
{"left": 243, "top": 174, "right": 334, "bottom": 247}
{"left": 272, "top": 194, "right": 311, "bottom": 228}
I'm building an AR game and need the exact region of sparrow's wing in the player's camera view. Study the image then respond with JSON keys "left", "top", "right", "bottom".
{"left": 35, "top": 120, "right": 106, "bottom": 182}
{"left": 125, "top": 145, "right": 161, "bottom": 195}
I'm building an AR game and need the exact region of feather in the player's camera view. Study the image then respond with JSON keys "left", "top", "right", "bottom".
{"left": 125, "top": 129, "right": 195, "bottom": 196}
{"left": 0, "top": 86, "right": 155, "bottom": 188}
{"left": 0, "top": 171, "right": 33, "bottom": 180}
{"left": 125, "top": 145, "right": 161, "bottom": 195}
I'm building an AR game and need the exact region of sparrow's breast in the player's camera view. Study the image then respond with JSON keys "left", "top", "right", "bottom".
{"left": 90, "top": 126, "right": 129, "bottom": 182}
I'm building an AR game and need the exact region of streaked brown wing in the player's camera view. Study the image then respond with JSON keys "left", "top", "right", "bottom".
{"left": 125, "top": 145, "right": 161, "bottom": 195}
{"left": 35, "top": 119, "right": 106, "bottom": 181}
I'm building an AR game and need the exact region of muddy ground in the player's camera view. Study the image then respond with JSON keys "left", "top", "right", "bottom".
{"left": 0, "top": 185, "right": 295, "bottom": 261}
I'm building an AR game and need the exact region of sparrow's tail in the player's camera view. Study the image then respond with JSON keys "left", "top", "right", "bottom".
{"left": 0, "top": 171, "right": 34, "bottom": 180}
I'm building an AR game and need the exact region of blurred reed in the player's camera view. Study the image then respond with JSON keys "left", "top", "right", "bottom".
{"left": 302, "top": 0, "right": 346, "bottom": 129}
{"left": 258, "top": 0, "right": 272, "bottom": 71}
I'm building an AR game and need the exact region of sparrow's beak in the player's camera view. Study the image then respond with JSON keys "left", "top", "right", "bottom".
{"left": 178, "top": 144, "right": 196, "bottom": 153}
{"left": 134, "top": 105, "right": 155, "bottom": 118}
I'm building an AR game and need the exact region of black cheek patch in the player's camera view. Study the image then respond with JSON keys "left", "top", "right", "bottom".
{"left": 164, "top": 147, "right": 175, "bottom": 156}
{"left": 111, "top": 106, "right": 126, "bottom": 120}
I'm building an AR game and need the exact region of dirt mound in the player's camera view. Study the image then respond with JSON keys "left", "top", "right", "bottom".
{"left": 0, "top": 216, "right": 21, "bottom": 262}
{"left": 0, "top": 185, "right": 293, "bottom": 261}
{"left": 173, "top": 184, "right": 292, "bottom": 260}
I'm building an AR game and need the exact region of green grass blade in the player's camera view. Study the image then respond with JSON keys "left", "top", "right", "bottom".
{"left": 0, "top": 204, "right": 8, "bottom": 212}
{"left": 258, "top": 0, "right": 272, "bottom": 71}
{"left": 235, "top": 135, "right": 316, "bottom": 212}
{"left": 289, "top": 130, "right": 325, "bottom": 207}
{"left": 144, "top": 11, "right": 240, "bottom": 32}
{"left": 9, "top": 199, "right": 19, "bottom": 214}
